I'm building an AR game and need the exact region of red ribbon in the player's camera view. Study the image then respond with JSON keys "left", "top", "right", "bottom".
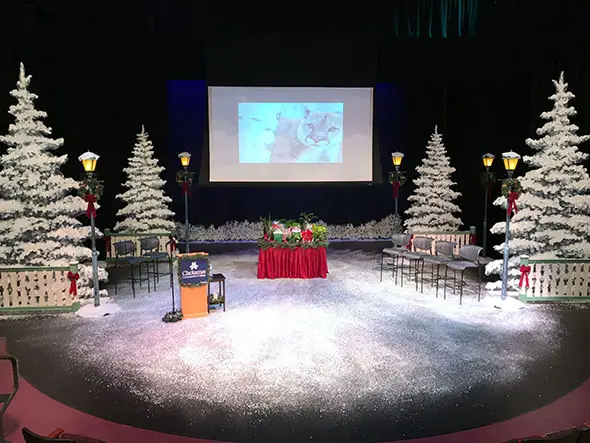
{"left": 519, "top": 265, "right": 531, "bottom": 289}
{"left": 181, "top": 181, "right": 191, "bottom": 196}
{"left": 507, "top": 191, "right": 519, "bottom": 216}
{"left": 469, "top": 234, "right": 477, "bottom": 245}
{"left": 302, "top": 229, "right": 313, "bottom": 242}
{"left": 406, "top": 234, "right": 414, "bottom": 250}
{"left": 392, "top": 181, "right": 401, "bottom": 198}
{"left": 168, "top": 236, "right": 177, "bottom": 253}
{"left": 67, "top": 271, "right": 79, "bottom": 296}
{"left": 84, "top": 194, "right": 97, "bottom": 219}
{"left": 105, "top": 236, "right": 111, "bottom": 257}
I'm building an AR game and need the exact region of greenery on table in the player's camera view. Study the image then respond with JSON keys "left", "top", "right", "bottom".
{"left": 257, "top": 212, "right": 329, "bottom": 249}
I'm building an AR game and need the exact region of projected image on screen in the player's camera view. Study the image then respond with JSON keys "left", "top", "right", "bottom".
{"left": 238, "top": 103, "right": 344, "bottom": 164}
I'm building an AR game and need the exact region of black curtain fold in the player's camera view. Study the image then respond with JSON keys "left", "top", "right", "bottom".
{"left": 394, "top": 0, "right": 478, "bottom": 38}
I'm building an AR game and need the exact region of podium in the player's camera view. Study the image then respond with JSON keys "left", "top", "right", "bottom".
{"left": 177, "top": 252, "right": 210, "bottom": 319}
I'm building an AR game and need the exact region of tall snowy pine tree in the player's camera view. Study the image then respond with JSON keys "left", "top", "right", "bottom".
{"left": 0, "top": 64, "right": 93, "bottom": 266}
{"left": 405, "top": 126, "right": 462, "bottom": 232}
{"left": 115, "top": 126, "right": 175, "bottom": 232}
{"left": 486, "top": 72, "right": 590, "bottom": 290}
{"left": 0, "top": 64, "right": 107, "bottom": 297}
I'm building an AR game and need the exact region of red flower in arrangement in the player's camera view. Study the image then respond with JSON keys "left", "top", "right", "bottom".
{"left": 302, "top": 229, "right": 313, "bottom": 242}
{"left": 263, "top": 232, "right": 269, "bottom": 240}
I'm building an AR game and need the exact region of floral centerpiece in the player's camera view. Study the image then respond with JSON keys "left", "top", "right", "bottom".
{"left": 258, "top": 212, "right": 329, "bottom": 249}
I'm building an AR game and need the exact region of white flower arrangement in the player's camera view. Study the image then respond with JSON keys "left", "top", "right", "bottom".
{"left": 176, "top": 214, "right": 397, "bottom": 241}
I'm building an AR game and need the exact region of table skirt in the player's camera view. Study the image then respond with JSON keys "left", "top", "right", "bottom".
{"left": 257, "top": 247, "right": 328, "bottom": 279}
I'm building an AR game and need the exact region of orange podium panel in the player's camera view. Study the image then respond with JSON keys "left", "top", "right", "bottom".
{"left": 177, "top": 252, "right": 210, "bottom": 319}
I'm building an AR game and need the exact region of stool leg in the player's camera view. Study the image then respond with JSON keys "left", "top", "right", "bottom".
{"left": 460, "top": 270, "right": 465, "bottom": 305}
{"left": 444, "top": 266, "right": 448, "bottom": 300}
{"left": 478, "top": 264, "right": 482, "bottom": 302}
{"left": 131, "top": 265, "right": 136, "bottom": 298}
{"left": 420, "top": 260, "right": 425, "bottom": 293}
{"left": 380, "top": 252, "right": 384, "bottom": 282}
{"left": 435, "top": 264, "right": 440, "bottom": 298}
{"left": 223, "top": 280, "right": 226, "bottom": 311}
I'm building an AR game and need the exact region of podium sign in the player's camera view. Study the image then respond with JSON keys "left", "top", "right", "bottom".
{"left": 180, "top": 258, "right": 208, "bottom": 286}
{"left": 177, "top": 252, "right": 210, "bottom": 319}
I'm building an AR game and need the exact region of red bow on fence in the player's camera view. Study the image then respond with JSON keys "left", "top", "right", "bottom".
{"left": 392, "top": 181, "right": 401, "bottom": 198}
{"left": 519, "top": 265, "right": 531, "bottom": 289}
{"left": 406, "top": 234, "right": 414, "bottom": 250}
{"left": 469, "top": 234, "right": 477, "bottom": 245}
{"left": 84, "top": 194, "right": 97, "bottom": 219}
{"left": 181, "top": 181, "right": 191, "bottom": 196}
{"left": 67, "top": 271, "right": 79, "bottom": 296}
{"left": 507, "top": 191, "right": 519, "bottom": 216}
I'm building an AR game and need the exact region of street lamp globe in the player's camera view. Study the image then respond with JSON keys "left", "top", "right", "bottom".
{"left": 178, "top": 152, "right": 191, "bottom": 169}
{"left": 78, "top": 151, "right": 99, "bottom": 173}
{"left": 391, "top": 152, "right": 404, "bottom": 168}
{"left": 502, "top": 151, "right": 520, "bottom": 175}
{"left": 482, "top": 153, "right": 495, "bottom": 169}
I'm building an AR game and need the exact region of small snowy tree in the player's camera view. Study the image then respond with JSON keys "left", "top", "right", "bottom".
{"left": 114, "top": 126, "right": 175, "bottom": 232}
{"left": 405, "top": 126, "right": 462, "bottom": 232}
{"left": 0, "top": 63, "right": 107, "bottom": 297}
{"left": 486, "top": 72, "right": 590, "bottom": 290}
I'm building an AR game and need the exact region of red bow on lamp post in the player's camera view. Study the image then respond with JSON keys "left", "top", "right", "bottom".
{"left": 181, "top": 181, "right": 191, "bottom": 196}
{"left": 392, "top": 181, "right": 401, "bottom": 198}
{"left": 519, "top": 265, "right": 531, "bottom": 289}
{"left": 84, "top": 194, "right": 97, "bottom": 219}
{"left": 507, "top": 191, "right": 519, "bottom": 216}
{"left": 406, "top": 234, "right": 414, "bottom": 250}
{"left": 67, "top": 271, "right": 79, "bottom": 296}
{"left": 167, "top": 236, "right": 177, "bottom": 253}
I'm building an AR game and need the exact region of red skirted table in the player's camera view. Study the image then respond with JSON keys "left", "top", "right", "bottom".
{"left": 257, "top": 246, "right": 328, "bottom": 279}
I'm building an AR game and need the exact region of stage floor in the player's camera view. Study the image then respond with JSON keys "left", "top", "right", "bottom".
{"left": 1, "top": 249, "right": 589, "bottom": 443}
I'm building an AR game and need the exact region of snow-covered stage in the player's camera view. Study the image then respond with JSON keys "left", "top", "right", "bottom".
{"left": 2, "top": 248, "right": 588, "bottom": 443}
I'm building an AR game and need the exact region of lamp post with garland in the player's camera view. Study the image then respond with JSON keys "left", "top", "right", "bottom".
{"left": 176, "top": 152, "right": 194, "bottom": 253}
{"left": 389, "top": 152, "right": 406, "bottom": 234}
{"left": 78, "top": 151, "right": 103, "bottom": 307}
{"left": 500, "top": 151, "right": 522, "bottom": 301}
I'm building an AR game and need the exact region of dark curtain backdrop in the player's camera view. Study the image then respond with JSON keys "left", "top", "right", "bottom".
{"left": 0, "top": 1, "right": 587, "bottom": 250}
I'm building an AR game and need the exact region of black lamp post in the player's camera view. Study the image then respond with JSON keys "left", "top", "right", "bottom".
{"left": 389, "top": 152, "right": 406, "bottom": 234}
{"left": 500, "top": 151, "right": 521, "bottom": 301}
{"left": 78, "top": 151, "right": 102, "bottom": 307}
{"left": 176, "top": 152, "right": 194, "bottom": 253}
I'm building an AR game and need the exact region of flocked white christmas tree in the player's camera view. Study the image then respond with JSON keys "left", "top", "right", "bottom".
{"left": 486, "top": 72, "right": 590, "bottom": 290}
{"left": 115, "top": 126, "right": 175, "bottom": 232}
{"left": 404, "top": 126, "right": 462, "bottom": 232}
{"left": 0, "top": 63, "right": 107, "bottom": 296}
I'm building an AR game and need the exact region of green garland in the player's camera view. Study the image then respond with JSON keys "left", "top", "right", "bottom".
{"left": 388, "top": 171, "right": 407, "bottom": 186}
{"left": 162, "top": 310, "right": 183, "bottom": 323}
{"left": 177, "top": 253, "right": 210, "bottom": 287}
{"left": 501, "top": 178, "right": 522, "bottom": 198}
{"left": 176, "top": 170, "right": 195, "bottom": 185}
{"left": 257, "top": 239, "right": 329, "bottom": 250}
{"left": 79, "top": 175, "right": 104, "bottom": 199}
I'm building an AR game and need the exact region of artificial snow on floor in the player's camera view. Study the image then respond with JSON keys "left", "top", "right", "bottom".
{"left": 48, "top": 250, "right": 565, "bottom": 415}
{"left": 76, "top": 297, "right": 122, "bottom": 318}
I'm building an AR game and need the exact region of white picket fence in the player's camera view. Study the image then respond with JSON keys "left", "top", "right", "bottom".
{"left": 518, "top": 256, "right": 590, "bottom": 302}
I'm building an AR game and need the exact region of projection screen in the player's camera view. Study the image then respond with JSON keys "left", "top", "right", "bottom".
{"left": 208, "top": 87, "right": 374, "bottom": 182}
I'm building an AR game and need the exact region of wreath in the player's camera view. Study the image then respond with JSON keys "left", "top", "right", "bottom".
{"left": 501, "top": 178, "right": 522, "bottom": 198}
{"left": 176, "top": 253, "right": 210, "bottom": 287}
{"left": 78, "top": 175, "right": 104, "bottom": 200}
{"left": 388, "top": 171, "right": 407, "bottom": 186}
